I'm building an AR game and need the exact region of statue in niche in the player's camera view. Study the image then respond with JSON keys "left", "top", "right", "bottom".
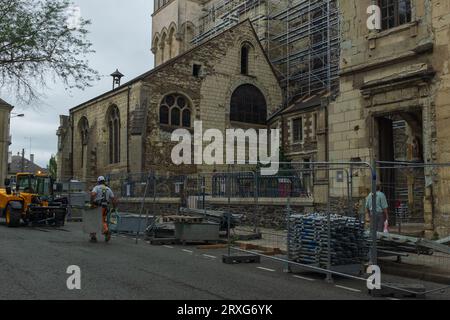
{"left": 411, "top": 137, "right": 422, "bottom": 162}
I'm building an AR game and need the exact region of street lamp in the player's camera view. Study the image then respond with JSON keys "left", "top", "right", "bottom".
{"left": 11, "top": 113, "right": 25, "bottom": 118}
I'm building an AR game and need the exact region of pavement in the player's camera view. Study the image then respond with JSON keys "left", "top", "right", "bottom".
{"left": 0, "top": 222, "right": 449, "bottom": 300}
{"left": 379, "top": 257, "right": 450, "bottom": 285}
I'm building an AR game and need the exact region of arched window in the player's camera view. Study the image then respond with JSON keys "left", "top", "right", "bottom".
{"left": 171, "top": 108, "right": 180, "bottom": 126}
{"left": 159, "top": 93, "right": 192, "bottom": 128}
{"left": 160, "top": 105, "right": 169, "bottom": 124}
{"left": 108, "top": 106, "right": 121, "bottom": 164}
{"left": 168, "top": 25, "right": 177, "bottom": 59}
{"left": 152, "top": 34, "right": 161, "bottom": 65}
{"left": 182, "top": 109, "right": 191, "bottom": 127}
{"left": 79, "top": 117, "right": 89, "bottom": 145}
{"left": 78, "top": 117, "right": 89, "bottom": 168}
{"left": 230, "top": 84, "right": 267, "bottom": 125}
{"left": 241, "top": 44, "right": 250, "bottom": 75}
{"left": 160, "top": 31, "right": 167, "bottom": 63}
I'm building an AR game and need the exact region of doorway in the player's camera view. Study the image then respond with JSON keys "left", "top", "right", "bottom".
{"left": 375, "top": 111, "right": 425, "bottom": 226}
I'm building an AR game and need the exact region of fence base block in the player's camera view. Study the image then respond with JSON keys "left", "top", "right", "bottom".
{"left": 222, "top": 254, "right": 261, "bottom": 264}
{"left": 149, "top": 238, "right": 178, "bottom": 245}
{"left": 370, "top": 283, "right": 426, "bottom": 299}
{"left": 236, "top": 233, "right": 263, "bottom": 241}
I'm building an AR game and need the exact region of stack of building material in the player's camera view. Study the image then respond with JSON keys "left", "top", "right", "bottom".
{"left": 376, "top": 232, "right": 449, "bottom": 256}
{"left": 179, "top": 208, "right": 243, "bottom": 231}
{"left": 288, "top": 213, "right": 368, "bottom": 268}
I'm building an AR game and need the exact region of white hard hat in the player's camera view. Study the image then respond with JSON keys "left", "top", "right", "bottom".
{"left": 97, "top": 176, "right": 106, "bottom": 183}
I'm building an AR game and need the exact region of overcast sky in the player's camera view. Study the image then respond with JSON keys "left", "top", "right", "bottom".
{"left": 3, "top": 0, "right": 154, "bottom": 167}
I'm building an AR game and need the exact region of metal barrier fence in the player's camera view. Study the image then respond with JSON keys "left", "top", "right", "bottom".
{"left": 374, "top": 162, "right": 450, "bottom": 296}
{"left": 61, "top": 161, "right": 450, "bottom": 298}
{"left": 214, "top": 163, "right": 373, "bottom": 284}
{"left": 222, "top": 162, "right": 450, "bottom": 298}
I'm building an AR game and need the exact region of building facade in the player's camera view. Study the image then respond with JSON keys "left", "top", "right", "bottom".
{"left": 329, "top": 0, "right": 450, "bottom": 237}
{"left": 152, "top": 0, "right": 206, "bottom": 65}
{"left": 268, "top": 94, "right": 329, "bottom": 205}
{"left": 57, "top": 21, "right": 283, "bottom": 183}
{"left": 151, "top": 0, "right": 340, "bottom": 100}
{"left": 0, "top": 98, "right": 12, "bottom": 186}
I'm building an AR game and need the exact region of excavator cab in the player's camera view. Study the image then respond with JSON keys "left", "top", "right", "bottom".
{"left": 35, "top": 175, "right": 52, "bottom": 197}
{"left": 16, "top": 173, "right": 36, "bottom": 194}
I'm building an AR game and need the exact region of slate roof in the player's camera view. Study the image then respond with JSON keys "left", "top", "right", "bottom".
{"left": 9, "top": 155, "right": 46, "bottom": 175}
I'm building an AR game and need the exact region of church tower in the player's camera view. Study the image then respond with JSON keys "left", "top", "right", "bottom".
{"left": 152, "top": 0, "right": 208, "bottom": 66}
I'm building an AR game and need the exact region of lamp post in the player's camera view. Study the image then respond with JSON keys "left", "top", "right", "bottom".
{"left": 11, "top": 113, "right": 25, "bottom": 118}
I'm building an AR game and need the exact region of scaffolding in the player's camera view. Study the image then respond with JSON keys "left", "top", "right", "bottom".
{"left": 191, "top": 0, "right": 340, "bottom": 103}
{"left": 192, "top": 0, "right": 268, "bottom": 46}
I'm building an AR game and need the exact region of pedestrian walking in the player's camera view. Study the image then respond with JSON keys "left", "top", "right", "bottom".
{"left": 365, "top": 185, "right": 389, "bottom": 233}
{"left": 89, "top": 176, "right": 117, "bottom": 243}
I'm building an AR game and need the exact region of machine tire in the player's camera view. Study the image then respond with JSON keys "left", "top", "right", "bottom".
{"left": 5, "top": 205, "right": 22, "bottom": 228}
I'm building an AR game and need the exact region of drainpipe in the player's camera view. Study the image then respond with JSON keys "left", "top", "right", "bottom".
{"left": 127, "top": 85, "right": 131, "bottom": 174}
{"left": 325, "top": 101, "right": 329, "bottom": 204}
{"left": 71, "top": 115, "right": 74, "bottom": 180}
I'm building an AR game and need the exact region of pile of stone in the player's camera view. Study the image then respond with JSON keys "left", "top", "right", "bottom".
{"left": 288, "top": 213, "right": 368, "bottom": 268}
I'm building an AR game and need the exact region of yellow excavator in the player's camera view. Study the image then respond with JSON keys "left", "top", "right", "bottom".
{"left": 0, "top": 172, "right": 67, "bottom": 227}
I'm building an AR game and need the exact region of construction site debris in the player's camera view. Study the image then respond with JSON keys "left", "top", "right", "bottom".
{"left": 179, "top": 207, "right": 243, "bottom": 230}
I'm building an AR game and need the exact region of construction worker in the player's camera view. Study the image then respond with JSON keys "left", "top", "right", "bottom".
{"left": 90, "top": 176, "right": 117, "bottom": 243}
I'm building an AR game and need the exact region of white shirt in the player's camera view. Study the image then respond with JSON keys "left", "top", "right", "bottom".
{"left": 92, "top": 184, "right": 115, "bottom": 203}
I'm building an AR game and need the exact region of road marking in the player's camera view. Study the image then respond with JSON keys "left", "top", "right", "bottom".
{"left": 163, "top": 245, "right": 174, "bottom": 249}
{"left": 182, "top": 249, "right": 194, "bottom": 254}
{"left": 386, "top": 297, "right": 401, "bottom": 301}
{"left": 203, "top": 254, "right": 218, "bottom": 259}
{"left": 335, "top": 285, "right": 362, "bottom": 293}
{"left": 257, "top": 267, "right": 276, "bottom": 272}
{"left": 293, "top": 275, "right": 315, "bottom": 282}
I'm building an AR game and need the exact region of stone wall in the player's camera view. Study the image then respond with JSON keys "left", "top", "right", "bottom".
{"left": 206, "top": 203, "right": 307, "bottom": 230}
{"left": 118, "top": 196, "right": 363, "bottom": 230}
{"left": 119, "top": 197, "right": 310, "bottom": 230}
{"left": 119, "top": 199, "right": 181, "bottom": 216}
{"left": 431, "top": 0, "right": 450, "bottom": 238}
{"left": 56, "top": 115, "right": 72, "bottom": 181}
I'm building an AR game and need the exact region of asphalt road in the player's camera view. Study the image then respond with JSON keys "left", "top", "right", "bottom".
{"left": 0, "top": 222, "right": 445, "bottom": 300}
